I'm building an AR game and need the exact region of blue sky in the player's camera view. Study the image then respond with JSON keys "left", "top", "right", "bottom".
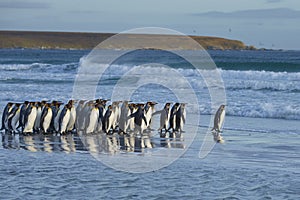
{"left": 0, "top": 0, "right": 300, "bottom": 49}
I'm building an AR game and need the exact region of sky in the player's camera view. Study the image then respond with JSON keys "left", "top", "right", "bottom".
{"left": 0, "top": 0, "right": 300, "bottom": 50}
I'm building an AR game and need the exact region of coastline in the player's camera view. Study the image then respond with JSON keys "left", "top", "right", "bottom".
{"left": 0, "top": 30, "right": 256, "bottom": 51}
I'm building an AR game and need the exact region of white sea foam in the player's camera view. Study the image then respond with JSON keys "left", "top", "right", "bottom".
{"left": 1, "top": 61, "right": 299, "bottom": 120}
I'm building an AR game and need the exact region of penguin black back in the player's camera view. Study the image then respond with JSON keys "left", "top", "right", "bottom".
{"left": 1, "top": 102, "right": 13, "bottom": 130}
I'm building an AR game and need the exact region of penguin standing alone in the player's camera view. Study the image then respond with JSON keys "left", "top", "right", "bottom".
{"left": 212, "top": 105, "right": 226, "bottom": 133}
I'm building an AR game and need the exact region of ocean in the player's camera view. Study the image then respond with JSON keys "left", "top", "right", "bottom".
{"left": 0, "top": 48, "right": 299, "bottom": 199}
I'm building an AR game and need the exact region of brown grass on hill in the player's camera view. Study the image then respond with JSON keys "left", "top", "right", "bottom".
{"left": 0, "top": 30, "right": 251, "bottom": 50}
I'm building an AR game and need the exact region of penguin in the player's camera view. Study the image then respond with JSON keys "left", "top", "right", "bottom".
{"left": 118, "top": 100, "right": 131, "bottom": 134}
{"left": 144, "top": 101, "right": 157, "bottom": 130}
{"left": 96, "top": 100, "right": 106, "bottom": 133}
{"left": 111, "top": 101, "right": 122, "bottom": 131}
{"left": 1, "top": 102, "right": 14, "bottom": 131}
{"left": 175, "top": 103, "right": 186, "bottom": 132}
{"left": 54, "top": 105, "right": 63, "bottom": 133}
{"left": 66, "top": 100, "right": 76, "bottom": 133}
{"left": 58, "top": 103, "right": 71, "bottom": 134}
{"left": 168, "top": 103, "right": 180, "bottom": 133}
{"left": 212, "top": 105, "right": 226, "bottom": 133}
{"left": 86, "top": 103, "right": 99, "bottom": 134}
{"left": 81, "top": 101, "right": 95, "bottom": 131}
{"left": 40, "top": 103, "right": 53, "bottom": 134}
{"left": 81, "top": 101, "right": 95, "bottom": 132}
{"left": 75, "top": 100, "right": 86, "bottom": 131}
{"left": 103, "top": 105, "right": 114, "bottom": 134}
{"left": 153, "top": 103, "right": 171, "bottom": 134}
{"left": 7, "top": 103, "right": 22, "bottom": 133}
{"left": 23, "top": 102, "right": 37, "bottom": 134}
{"left": 34, "top": 102, "right": 42, "bottom": 133}
{"left": 49, "top": 101, "right": 62, "bottom": 133}
{"left": 128, "top": 103, "right": 137, "bottom": 132}
{"left": 128, "top": 104, "right": 148, "bottom": 135}
{"left": 18, "top": 101, "right": 29, "bottom": 132}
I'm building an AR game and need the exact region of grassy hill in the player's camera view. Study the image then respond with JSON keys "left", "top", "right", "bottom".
{"left": 0, "top": 30, "right": 254, "bottom": 50}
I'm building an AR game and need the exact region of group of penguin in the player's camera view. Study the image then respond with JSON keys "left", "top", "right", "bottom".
{"left": 0, "top": 99, "right": 186, "bottom": 136}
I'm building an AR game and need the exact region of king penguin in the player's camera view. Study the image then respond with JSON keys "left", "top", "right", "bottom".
{"left": 128, "top": 104, "right": 148, "bottom": 135}
{"left": 175, "top": 103, "right": 186, "bottom": 132}
{"left": 103, "top": 105, "right": 114, "bottom": 134}
{"left": 34, "top": 102, "right": 42, "bottom": 133}
{"left": 1, "top": 102, "right": 14, "bottom": 131}
{"left": 86, "top": 103, "right": 99, "bottom": 134}
{"left": 144, "top": 101, "right": 157, "bottom": 131}
{"left": 168, "top": 103, "right": 180, "bottom": 133}
{"left": 212, "top": 105, "right": 226, "bottom": 133}
{"left": 96, "top": 100, "right": 106, "bottom": 133}
{"left": 8, "top": 103, "right": 22, "bottom": 133}
{"left": 119, "top": 100, "right": 131, "bottom": 134}
{"left": 128, "top": 103, "right": 137, "bottom": 133}
{"left": 58, "top": 103, "right": 71, "bottom": 135}
{"left": 75, "top": 100, "right": 86, "bottom": 131}
{"left": 18, "top": 101, "right": 29, "bottom": 132}
{"left": 66, "top": 100, "right": 76, "bottom": 133}
{"left": 153, "top": 103, "right": 171, "bottom": 134}
{"left": 40, "top": 103, "right": 53, "bottom": 134}
{"left": 23, "top": 102, "right": 37, "bottom": 134}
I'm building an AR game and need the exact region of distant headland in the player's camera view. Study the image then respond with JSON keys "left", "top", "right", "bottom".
{"left": 0, "top": 30, "right": 257, "bottom": 50}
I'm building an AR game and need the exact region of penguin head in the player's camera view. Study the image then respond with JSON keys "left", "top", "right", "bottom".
{"left": 165, "top": 103, "right": 171, "bottom": 109}
{"left": 66, "top": 103, "right": 72, "bottom": 109}
{"left": 45, "top": 103, "right": 51, "bottom": 108}
{"left": 101, "top": 99, "right": 108, "bottom": 106}
{"left": 68, "top": 100, "right": 75, "bottom": 105}
{"left": 15, "top": 103, "right": 22, "bottom": 108}
{"left": 40, "top": 101, "right": 47, "bottom": 107}
{"left": 56, "top": 102, "right": 63, "bottom": 108}
{"left": 150, "top": 102, "right": 157, "bottom": 106}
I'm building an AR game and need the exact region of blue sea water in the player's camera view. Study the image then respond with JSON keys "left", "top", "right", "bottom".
{"left": 0, "top": 48, "right": 299, "bottom": 199}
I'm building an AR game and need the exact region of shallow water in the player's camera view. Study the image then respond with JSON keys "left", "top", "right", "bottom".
{"left": 1, "top": 115, "right": 299, "bottom": 199}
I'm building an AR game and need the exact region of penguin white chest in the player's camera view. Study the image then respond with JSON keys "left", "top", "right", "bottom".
{"left": 218, "top": 110, "right": 225, "bottom": 130}
{"left": 24, "top": 107, "right": 37, "bottom": 132}
{"left": 44, "top": 108, "right": 53, "bottom": 131}
{"left": 60, "top": 110, "right": 71, "bottom": 133}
